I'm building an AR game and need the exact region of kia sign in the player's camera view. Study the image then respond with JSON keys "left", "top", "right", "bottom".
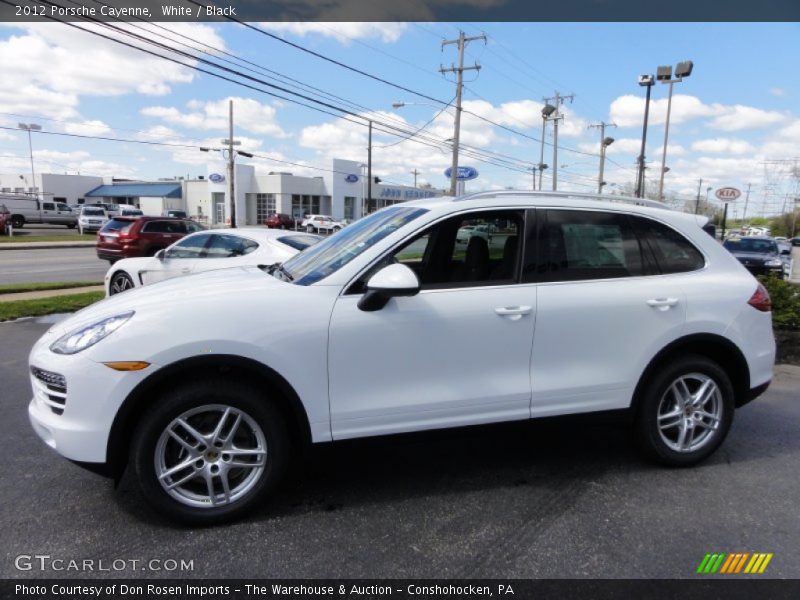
{"left": 715, "top": 187, "right": 741, "bottom": 202}
{"left": 444, "top": 166, "right": 479, "bottom": 181}
{"left": 345, "top": 174, "right": 359, "bottom": 183}
{"left": 209, "top": 173, "right": 225, "bottom": 183}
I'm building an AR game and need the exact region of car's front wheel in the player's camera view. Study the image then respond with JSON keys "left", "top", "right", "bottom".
{"left": 109, "top": 271, "right": 134, "bottom": 295}
{"left": 635, "top": 355, "right": 734, "bottom": 466}
{"left": 306, "top": 225, "right": 315, "bottom": 233}
{"left": 131, "top": 378, "right": 289, "bottom": 524}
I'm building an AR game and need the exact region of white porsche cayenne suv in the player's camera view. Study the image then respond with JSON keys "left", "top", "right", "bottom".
{"left": 27, "top": 191, "right": 775, "bottom": 524}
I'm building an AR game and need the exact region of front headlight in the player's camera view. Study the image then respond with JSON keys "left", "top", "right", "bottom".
{"left": 50, "top": 311, "right": 134, "bottom": 355}
{"left": 765, "top": 258, "right": 782, "bottom": 267}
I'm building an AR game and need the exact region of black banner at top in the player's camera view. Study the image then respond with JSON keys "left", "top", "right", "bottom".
{"left": 1, "top": 0, "right": 800, "bottom": 22}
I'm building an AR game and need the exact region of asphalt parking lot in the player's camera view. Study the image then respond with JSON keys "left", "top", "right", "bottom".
{"left": 1, "top": 318, "right": 799, "bottom": 580}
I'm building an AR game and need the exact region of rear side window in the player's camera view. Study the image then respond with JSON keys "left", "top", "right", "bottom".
{"left": 205, "top": 234, "right": 259, "bottom": 258}
{"left": 537, "top": 210, "right": 643, "bottom": 282}
{"left": 101, "top": 218, "right": 134, "bottom": 233}
{"left": 143, "top": 220, "right": 185, "bottom": 233}
{"left": 634, "top": 217, "right": 705, "bottom": 273}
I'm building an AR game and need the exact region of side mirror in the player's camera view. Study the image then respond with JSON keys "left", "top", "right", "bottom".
{"left": 780, "top": 248, "right": 790, "bottom": 256}
{"left": 358, "top": 263, "right": 420, "bottom": 312}
{"left": 155, "top": 249, "right": 166, "bottom": 260}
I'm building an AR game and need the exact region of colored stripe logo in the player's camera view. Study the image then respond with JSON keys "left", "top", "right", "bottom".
{"left": 696, "top": 553, "right": 773, "bottom": 574}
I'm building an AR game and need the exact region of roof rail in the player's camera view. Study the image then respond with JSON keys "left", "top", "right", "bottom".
{"left": 454, "top": 189, "right": 671, "bottom": 210}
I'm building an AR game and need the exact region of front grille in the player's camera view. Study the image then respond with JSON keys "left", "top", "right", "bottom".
{"left": 31, "top": 367, "right": 67, "bottom": 415}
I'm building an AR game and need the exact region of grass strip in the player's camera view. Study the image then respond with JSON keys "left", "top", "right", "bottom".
{"left": 0, "top": 281, "right": 103, "bottom": 295}
{"left": 0, "top": 291, "right": 104, "bottom": 322}
{"left": 0, "top": 234, "right": 95, "bottom": 243}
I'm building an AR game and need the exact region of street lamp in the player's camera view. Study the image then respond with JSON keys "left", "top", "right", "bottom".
{"left": 635, "top": 74, "right": 655, "bottom": 198}
{"left": 598, "top": 136, "right": 615, "bottom": 194}
{"left": 539, "top": 104, "right": 556, "bottom": 191}
{"left": 18, "top": 122, "right": 41, "bottom": 201}
{"left": 656, "top": 60, "right": 693, "bottom": 201}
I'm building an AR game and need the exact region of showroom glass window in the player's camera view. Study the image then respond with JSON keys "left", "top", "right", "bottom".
{"left": 255, "top": 193, "right": 276, "bottom": 224}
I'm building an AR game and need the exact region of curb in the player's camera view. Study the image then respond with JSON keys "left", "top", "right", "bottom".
{"left": 0, "top": 242, "right": 96, "bottom": 250}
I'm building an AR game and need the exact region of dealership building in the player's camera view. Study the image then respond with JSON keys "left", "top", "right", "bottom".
{"left": 0, "top": 158, "right": 443, "bottom": 225}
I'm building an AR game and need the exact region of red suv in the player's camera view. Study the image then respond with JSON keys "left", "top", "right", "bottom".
{"left": 264, "top": 213, "right": 296, "bottom": 229}
{"left": 96, "top": 216, "right": 205, "bottom": 263}
{"left": 0, "top": 204, "right": 9, "bottom": 235}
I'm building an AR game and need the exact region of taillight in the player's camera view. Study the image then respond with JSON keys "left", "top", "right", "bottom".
{"left": 748, "top": 283, "right": 771, "bottom": 312}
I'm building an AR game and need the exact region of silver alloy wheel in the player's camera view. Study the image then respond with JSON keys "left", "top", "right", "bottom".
{"left": 154, "top": 404, "right": 267, "bottom": 508}
{"left": 657, "top": 372, "right": 723, "bottom": 453}
{"left": 110, "top": 273, "right": 134, "bottom": 295}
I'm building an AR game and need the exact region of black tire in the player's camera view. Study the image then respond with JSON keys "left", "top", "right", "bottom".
{"left": 635, "top": 355, "right": 734, "bottom": 467}
{"left": 67, "top": 223, "right": 76, "bottom": 229}
{"left": 131, "top": 378, "right": 289, "bottom": 525}
{"left": 109, "top": 271, "right": 134, "bottom": 295}
{"left": 306, "top": 225, "right": 315, "bottom": 233}
{"left": 10, "top": 215, "right": 24, "bottom": 229}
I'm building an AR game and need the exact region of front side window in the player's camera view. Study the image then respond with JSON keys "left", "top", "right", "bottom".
{"left": 355, "top": 210, "right": 524, "bottom": 292}
{"left": 42, "top": 203, "right": 55, "bottom": 211}
{"left": 282, "top": 206, "right": 428, "bottom": 285}
{"left": 166, "top": 234, "right": 210, "bottom": 259}
{"left": 537, "top": 210, "right": 643, "bottom": 282}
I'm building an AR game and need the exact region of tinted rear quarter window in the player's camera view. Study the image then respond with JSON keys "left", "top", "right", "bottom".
{"left": 635, "top": 217, "right": 705, "bottom": 273}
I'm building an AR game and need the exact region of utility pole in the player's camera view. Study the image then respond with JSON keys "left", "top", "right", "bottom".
{"left": 635, "top": 75, "right": 655, "bottom": 198}
{"left": 411, "top": 169, "right": 420, "bottom": 188}
{"left": 741, "top": 182, "right": 752, "bottom": 224}
{"left": 440, "top": 30, "right": 486, "bottom": 197}
{"left": 589, "top": 121, "right": 616, "bottom": 194}
{"left": 694, "top": 178, "right": 703, "bottom": 214}
{"left": 221, "top": 100, "right": 241, "bottom": 228}
{"left": 366, "top": 120, "right": 372, "bottom": 217}
{"left": 18, "top": 122, "right": 41, "bottom": 202}
{"left": 542, "top": 92, "right": 574, "bottom": 191}
{"left": 529, "top": 165, "right": 537, "bottom": 191}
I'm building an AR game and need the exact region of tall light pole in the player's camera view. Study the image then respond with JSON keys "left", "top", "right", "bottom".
{"left": 538, "top": 104, "right": 555, "bottom": 191}
{"left": 635, "top": 75, "right": 655, "bottom": 198}
{"left": 440, "top": 31, "right": 485, "bottom": 196}
{"left": 220, "top": 100, "right": 241, "bottom": 228}
{"left": 543, "top": 92, "right": 574, "bottom": 191}
{"left": 18, "top": 122, "right": 42, "bottom": 201}
{"left": 656, "top": 61, "right": 693, "bottom": 201}
{"left": 590, "top": 121, "right": 616, "bottom": 194}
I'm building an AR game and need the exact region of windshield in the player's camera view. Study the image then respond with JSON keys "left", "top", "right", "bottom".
{"left": 723, "top": 238, "right": 777, "bottom": 254}
{"left": 281, "top": 206, "right": 428, "bottom": 285}
{"left": 82, "top": 208, "right": 104, "bottom": 216}
{"left": 277, "top": 234, "right": 322, "bottom": 251}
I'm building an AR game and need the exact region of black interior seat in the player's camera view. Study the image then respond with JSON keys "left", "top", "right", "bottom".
{"left": 454, "top": 236, "right": 490, "bottom": 283}
{"left": 491, "top": 235, "right": 518, "bottom": 279}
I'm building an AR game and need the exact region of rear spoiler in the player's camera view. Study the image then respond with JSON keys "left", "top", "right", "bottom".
{"left": 695, "top": 214, "right": 715, "bottom": 238}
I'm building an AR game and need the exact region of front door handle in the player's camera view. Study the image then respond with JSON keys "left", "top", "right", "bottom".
{"left": 495, "top": 305, "right": 532, "bottom": 321}
{"left": 647, "top": 298, "right": 678, "bottom": 311}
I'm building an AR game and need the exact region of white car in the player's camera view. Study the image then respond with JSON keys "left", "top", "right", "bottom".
{"left": 78, "top": 206, "right": 109, "bottom": 234}
{"left": 27, "top": 191, "right": 775, "bottom": 524}
{"left": 456, "top": 223, "right": 493, "bottom": 244}
{"left": 104, "top": 228, "right": 321, "bottom": 296}
{"left": 301, "top": 214, "right": 344, "bottom": 233}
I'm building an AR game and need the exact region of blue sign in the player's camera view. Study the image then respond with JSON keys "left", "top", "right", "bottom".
{"left": 209, "top": 173, "right": 225, "bottom": 183}
{"left": 444, "top": 166, "right": 479, "bottom": 181}
{"left": 345, "top": 174, "right": 359, "bottom": 183}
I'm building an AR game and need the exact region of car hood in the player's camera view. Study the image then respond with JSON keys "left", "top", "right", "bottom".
{"left": 47, "top": 266, "right": 287, "bottom": 336}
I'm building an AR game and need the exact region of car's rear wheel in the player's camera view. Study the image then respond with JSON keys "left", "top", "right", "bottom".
{"left": 635, "top": 355, "right": 734, "bottom": 466}
{"left": 10, "top": 215, "right": 24, "bottom": 229}
{"left": 109, "top": 271, "right": 134, "bottom": 295}
{"left": 131, "top": 378, "right": 288, "bottom": 524}
{"left": 306, "top": 225, "right": 315, "bottom": 233}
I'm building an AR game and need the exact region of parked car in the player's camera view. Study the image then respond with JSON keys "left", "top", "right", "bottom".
{"left": 265, "top": 213, "right": 295, "bottom": 229}
{"left": 27, "top": 191, "right": 775, "bottom": 524}
{"left": 722, "top": 236, "right": 785, "bottom": 279}
{"left": 163, "top": 209, "right": 187, "bottom": 218}
{"left": 791, "top": 237, "right": 800, "bottom": 247}
{"left": 84, "top": 202, "right": 119, "bottom": 217}
{"left": 78, "top": 206, "right": 109, "bottom": 234}
{"left": 301, "top": 214, "right": 343, "bottom": 233}
{"left": 95, "top": 216, "right": 204, "bottom": 263}
{"left": 456, "top": 223, "right": 493, "bottom": 244}
{"left": 0, "top": 194, "right": 78, "bottom": 228}
{"left": 0, "top": 204, "right": 9, "bottom": 235}
{"left": 104, "top": 229, "right": 321, "bottom": 295}
{"left": 119, "top": 206, "right": 143, "bottom": 217}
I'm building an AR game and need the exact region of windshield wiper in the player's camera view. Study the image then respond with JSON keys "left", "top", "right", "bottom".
{"left": 262, "top": 262, "right": 294, "bottom": 281}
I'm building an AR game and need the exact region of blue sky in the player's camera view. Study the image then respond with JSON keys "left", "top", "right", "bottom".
{"left": 1, "top": 21, "right": 799, "bottom": 215}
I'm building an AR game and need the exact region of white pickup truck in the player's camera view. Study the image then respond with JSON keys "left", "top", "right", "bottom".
{"left": 0, "top": 194, "right": 77, "bottom": 228}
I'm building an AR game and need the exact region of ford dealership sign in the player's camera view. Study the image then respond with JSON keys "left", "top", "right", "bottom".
{"left": 209, "top": 173, "right": 225, "bottom": 183}
{"left": 444, "top": 166, "right": 479, "bottom": 181}
{"left": 345, "top": 174, "right": 359, "bottom": 183}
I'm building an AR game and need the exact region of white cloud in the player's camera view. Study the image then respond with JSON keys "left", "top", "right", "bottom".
{"left": 609, "top": 94, "right": 785, "bottom": 132}
{"left": 0, "top": 23, "right": 224, "bottom": 120}
{"left": 262, "top": 22, "right": 408, "bottom": 44}
{"left": 141, "top": 97, "right": 287, "bottom": 137}
{"left": 769, "top": 87, "right": 786, "bottom": 97}
{"left": 0, "top": 148, "right": 137, "bottom": 178}
{"left": 691, "top": 138, "right": 755, "bottom": 155}
{"left": 63, "top": 120, "right": 111, "bottom": 136}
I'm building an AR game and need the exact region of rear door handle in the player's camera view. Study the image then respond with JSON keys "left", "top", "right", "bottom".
{"left": 647, "top": 298, "right": 678, "bottom": 311}
{"left": 495, "top": 305, "right": 532, "bottom": 320}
